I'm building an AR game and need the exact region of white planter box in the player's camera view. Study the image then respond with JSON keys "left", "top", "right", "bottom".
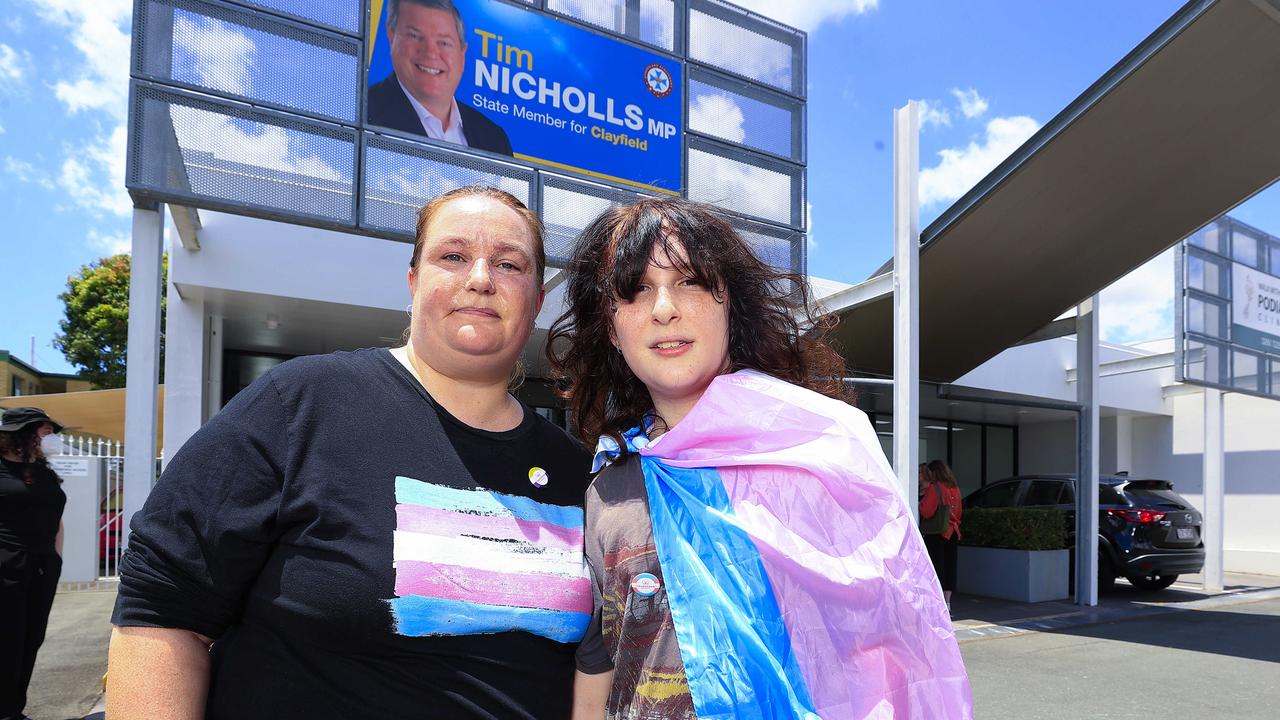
{"left": 956, "top": 546, "right": 1070, "bottom": 603}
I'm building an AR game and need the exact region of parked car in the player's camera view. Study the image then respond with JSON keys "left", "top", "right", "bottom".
{"left": 964, "top": 474, "right": 1205, "bottom": 591}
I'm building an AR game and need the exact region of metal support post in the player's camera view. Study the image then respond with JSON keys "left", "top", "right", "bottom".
{"left": 1075, "top": 296, "right": 1100, "bottom": 606}
{"left": 123, "top": 205, "right": 166, "bottom": 545}
{"left": 892, "top": 101, "right": 920, "bottom": 511}
{"left": 161, "top": 236, "right": 206, "bottom": 468}
{"left": 207, "top": 315, "right": 224, "bottom": 420}
{"left": 1202, "top": 388, "right": 1225, "bottom": 592}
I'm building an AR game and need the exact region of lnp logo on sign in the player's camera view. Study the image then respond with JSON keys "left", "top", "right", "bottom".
{"left": 644, "top": 63, "right": 673, "bottom": 98}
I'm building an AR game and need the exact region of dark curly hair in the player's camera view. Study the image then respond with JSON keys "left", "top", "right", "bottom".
{"left": 547, "top": 197, "right": 851, "bottom": 448}
{"left": 0, "top": 424, "right": 54, "bottom": 482}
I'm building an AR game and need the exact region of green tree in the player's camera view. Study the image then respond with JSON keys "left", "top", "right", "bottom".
{"left": 54, "top": 253, "right": 167, "bottom": 389}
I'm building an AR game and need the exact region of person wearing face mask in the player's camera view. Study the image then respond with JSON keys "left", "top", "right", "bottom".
{"left": 107, "top": 187, "right": 603, "bottom": 719}
{"left": 0, "top": 407, "right": 67, "bottom": 720}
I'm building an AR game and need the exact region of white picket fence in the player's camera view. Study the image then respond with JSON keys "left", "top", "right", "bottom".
{"left": 52, "top": 433, "right": 157, "bottom": 579}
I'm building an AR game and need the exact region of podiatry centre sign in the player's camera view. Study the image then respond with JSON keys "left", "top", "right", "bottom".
{"left": 1232, "top": 262, "right": 1280, "bottom": 354}
{"left": 366, "top": 0, "right": 683, "bottom": 193}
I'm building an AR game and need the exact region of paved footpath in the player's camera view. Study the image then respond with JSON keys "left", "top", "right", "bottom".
{"left": 25, "top": 583, "right": 115, "bottom": 720}
{"left": 963, "top": 595, "right": 1280, "bottom": 719}
{"left": 23, "top": 578, "right": 1280, "bottom": 719}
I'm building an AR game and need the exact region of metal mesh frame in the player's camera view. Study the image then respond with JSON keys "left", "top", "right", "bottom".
{"left": 127, "top": 0, "right": 807, "bottom": 273}
{"left": 129, "top": 81, "right": 359, "bottom": 225}
{"left": 686, "top": 134, "right": 803, "bottom": 228}
{"left": 688, "top": 65, "right": 804, "bottom": 162}
{"left": 539, "top": 172, "right": 650, "bottom": 264}
{"left": 687, "top": 0, "right": 805, "bottom": 98}
{"left": 134, "top": 0, "right": 362, "bottom": 123}
{"left": 546, "top": 0, "right": 678, "bottom": 52}
{"left": 222, "top": 0, "right": 362, "bottom": 36}
{"left": 1175, "top": 216, "right": 1280, "bottom": 400}
{"left": 361, "top": 132, "right": 537, "bottom": 239}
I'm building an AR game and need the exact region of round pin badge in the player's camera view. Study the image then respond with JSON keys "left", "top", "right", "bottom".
{"left": 630, "top": 572, "right": 661, "bottom": 597}
{"left": 528, "top": 467, "right": 549, "bottom": 488}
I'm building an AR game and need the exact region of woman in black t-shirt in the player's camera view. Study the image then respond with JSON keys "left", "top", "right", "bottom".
{"left": 107, "top": 187, "right": 607, "bottom": 719}
{"left": 0, "top": 406, "right": 67, "bottom": 720}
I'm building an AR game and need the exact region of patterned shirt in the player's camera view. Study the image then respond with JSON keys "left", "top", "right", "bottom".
{"left": 583, "top": 453, "right": 695, "bottom": 719}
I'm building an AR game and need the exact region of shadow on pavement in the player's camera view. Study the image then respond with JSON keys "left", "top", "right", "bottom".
{"left": 1042, "top": 603, "right": 1280, "bottom": 663}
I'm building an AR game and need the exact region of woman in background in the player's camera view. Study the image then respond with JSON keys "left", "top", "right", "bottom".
{"left": 920, "top": 459, "right": 964, "bottom": 611}
{"left": 0, "top": 407, "right": 67, "bottom": 720}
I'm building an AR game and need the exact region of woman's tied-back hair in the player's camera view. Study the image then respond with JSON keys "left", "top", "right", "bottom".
{"left": 410, "top": 185, "right": 546, "bottom": 280}
{"left": 926, "top": 459, "right": 959, "bottom": 488}
{"left": 547, "top": 196, "right": 851, "bottom": 448}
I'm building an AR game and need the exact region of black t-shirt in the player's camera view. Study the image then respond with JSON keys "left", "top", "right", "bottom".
{"left": 0, "top": 458, "right": 65, "bottom": 555}
{"left": 112, "top": 348, "right": 607, "bottom": 719}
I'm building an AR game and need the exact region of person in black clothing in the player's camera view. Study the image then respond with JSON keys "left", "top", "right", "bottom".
{"left": 368, "top": 0, "right": 513, "bottom": 156}
{"left": 107, "top": 187, "right": 608, "bottom": 719}
{"left": 0, "top": 407, "right": 66, "bottom": 720}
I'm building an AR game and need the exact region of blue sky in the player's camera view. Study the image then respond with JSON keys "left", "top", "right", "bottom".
{"left": 2, "top": 0, "right": 1278, "bottom": 376}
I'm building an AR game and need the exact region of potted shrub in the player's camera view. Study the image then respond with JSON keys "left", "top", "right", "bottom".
{"left": 956, "top": 508, "right": 1070, "bottom": 602}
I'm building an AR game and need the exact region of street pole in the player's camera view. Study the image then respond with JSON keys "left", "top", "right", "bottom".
{"left": 893, "top": 101, "right": 920, "bottom": 512}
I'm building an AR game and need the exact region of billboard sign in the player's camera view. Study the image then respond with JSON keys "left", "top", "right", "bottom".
{"left": 367, "top": 0, "right": 684, "bottom": 194}
{"left": 1232, "top": 263, "right": 1280, "bottom": 354}
{"left": 1176, "top": 216, "right": 1280, "bottom": 400}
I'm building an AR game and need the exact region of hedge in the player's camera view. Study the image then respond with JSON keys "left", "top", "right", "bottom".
{"left": 957, "top": 508, "right": 1067, "bottom": 551}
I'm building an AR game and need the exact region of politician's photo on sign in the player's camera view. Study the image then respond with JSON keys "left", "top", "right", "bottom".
{"left": 367, "top": 0, "right": 513, "bottom": 155}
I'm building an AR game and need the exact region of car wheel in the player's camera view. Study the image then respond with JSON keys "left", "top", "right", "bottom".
{"left": 1097, "top": 552, "right": 1116, "bottom": 592}
{"left": 1127, "top": 574, "right": 1178, "bottom": 591}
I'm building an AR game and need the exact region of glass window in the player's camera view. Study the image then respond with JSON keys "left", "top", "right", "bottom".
{"left": 1061, "top": 482, "right": 1076, "bottom": 504}
{"left": 950, "top": 421, "right": 982, "bottom": 498}
{"left": 971, "top": 481, "right": 1019, "bottom": 509}
{"left": 1233, "top": 228, "right": 1260, "bottom": 268}
{"left": 1187, "top": 251, "right": 1228, "bottom": 297}
{"left": 985, "top": 426, "right": 1015, "bottom": 486}
{"left": 1187, "top": 220, "right": 1226, "bottom": 255}
{"left": 1232, "top": 351, "right": 1261, "bottom": 392}
{"left": 1188, "top": 296, "right": 1227, "bottom": 338}
{"left": 920, "top": 422, "right": 948, "bottom": 466}
{"left": 1023, "top": 480, "right": 1065, "bottom": 506}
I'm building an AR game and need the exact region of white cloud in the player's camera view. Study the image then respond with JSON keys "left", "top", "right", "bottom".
{"left": 919, "top": 115, "right": 1040, "bottom": 207}
{"left": 917, "top": 99, "right": 951, "bottom": 130}
{"left": 729, "top": 0, "right": 878, "bottom": 33}
{"left": 689, "top": 93, "right": 746, "bottom": 143}
{"left": 1100, "top": 248, "right": 1175, "bottom": 344}
{"left": 30, "top": 0, "right": 132, "bottom": 217}
{"left": 87, "top": 228, "right": 132, "bottom": 255}
{"left": 5, "top": 16, "right": 23, "bottom": 33}
{"left": 36, "top": 0, "right": 131, "bottom": 119}
{"left": 950, "top": 88, "right": 989, "bottom": 119}
{"left": 0, "top": 43, "right": 28, "bottom": 87}
{"left": 58, "top": 123, "right": 130, "bottom": 216}
{"left": 4, "top": 156, "right": 55, "bottom": 189}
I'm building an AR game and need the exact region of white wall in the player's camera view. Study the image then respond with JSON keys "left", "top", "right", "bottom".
{"left": 171, "top": 211, "right": 412, "bottom": 312}
{"left": 1018, "top": 394, "right": 1280, "bottom": 576}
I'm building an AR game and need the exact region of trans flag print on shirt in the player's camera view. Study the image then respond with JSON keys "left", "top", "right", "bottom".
{"left": 387, "top": 476, "right": 592, "bottom": 644}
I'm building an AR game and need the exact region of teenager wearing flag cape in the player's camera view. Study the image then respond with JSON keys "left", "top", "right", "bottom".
{"left": 550, "top": 198, "right": 972, "bottom": 719}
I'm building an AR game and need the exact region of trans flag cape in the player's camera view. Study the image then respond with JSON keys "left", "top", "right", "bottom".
{"left": 596, "top": 370, "right": 972, "bottom": 719}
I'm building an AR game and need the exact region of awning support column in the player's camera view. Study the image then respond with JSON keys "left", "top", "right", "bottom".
{"left": 123, "top": 205, "right": 165, "bottom": 545}
{"left": 1075, "top": 295, "right": 1100, "bottom": 606}
{"left": 892, "top": 101, "right": 921, "bottom": 511}
{"left": 1202, "top": 388, "right": 1225, "bottom": 591}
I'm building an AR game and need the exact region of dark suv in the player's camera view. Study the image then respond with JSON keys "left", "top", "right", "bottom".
{"left": 964, "top": 474, "right": 1205, "bottom": 591}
